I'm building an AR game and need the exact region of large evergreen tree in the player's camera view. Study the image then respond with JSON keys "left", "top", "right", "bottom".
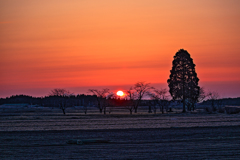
{"left": 167, "top": 49, "right": 200, "bottom": 112}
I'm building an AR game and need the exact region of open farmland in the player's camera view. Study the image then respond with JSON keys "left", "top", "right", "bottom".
{"left": 0, "top": 107, "right": 240, "bottom": 159}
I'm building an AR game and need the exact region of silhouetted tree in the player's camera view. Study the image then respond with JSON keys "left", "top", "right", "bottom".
{"left": 167, "top": 49, "right": 200, "bottom": 112}
{"left": 198, "top": 87, "right": 206, "bottom": 103}
{"left": 106, "top": 92, "right": 117, "bottom": 114}
{"left": 49, "top": 88, "right": 73, "bottom": 115}
{"left": 88, "top": 88, "right": 109, "bottom": 114}
{"left": 125, "top": 87, "right": 135, "bottom": 115}
{"left": 133, "top": 82, "right": 154, "bottom": 113}
{"left": 149, "top": 88, "right": 170, "bottom": 114}
{"left": 49, "top": 88, "right": 72, "bottom": 96}
{"left": 206, "top": 91, "right": 220, "bottom": 112}
{"left": 147, "top": 100, "right": 157, "bottom": 114}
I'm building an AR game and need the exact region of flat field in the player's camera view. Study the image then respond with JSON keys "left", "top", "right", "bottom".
{"left": 0, "top": 107, "right": 240, "bottom": 159}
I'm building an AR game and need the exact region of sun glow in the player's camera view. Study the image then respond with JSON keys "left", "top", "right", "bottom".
{"left": 117, "top": 90, "right": 124, "bottom": 97}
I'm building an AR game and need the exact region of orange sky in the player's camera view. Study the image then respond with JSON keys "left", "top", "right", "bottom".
{"left": 0, "top": 0, "right": 240, "bottom": 98}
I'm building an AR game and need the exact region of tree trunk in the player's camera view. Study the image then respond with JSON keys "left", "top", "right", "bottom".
{"left": 103, "top": 107, "right": 106, "bottom": 115}
{"left": 134, "top": 107, "right": 138, "bottom": 113}
{"left": 134, "top": 100, "right": 140, "bottom": 113}
{"left": 182, "top": 99, "right": 186, "bottom": 113}
{"left": 98, "top": 101, "right": 102, "bottom": 113}
{"left": 62, "top": 108, "right": 66, "bottom": 115}
{"left": 148, "top": 105, "right": 152, "bottom": 113}
{"left": 130, "top": 109, "right": 132, "bottom": 115}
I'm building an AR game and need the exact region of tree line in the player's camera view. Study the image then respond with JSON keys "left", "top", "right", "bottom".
{"left": 1, "top": 49, "right": 237, "bottom": 114}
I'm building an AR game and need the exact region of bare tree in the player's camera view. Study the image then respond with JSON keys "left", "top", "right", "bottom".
{"left": 106, "top": 92, "right": 117, "bottom": 114}
{"left": 198, "top": 87, "right": 206, "bottom": 103}
{"left": 49, "top": 88, "right": 73, "bottom": 96}
{"left": 125, "top": 87, "right": 135, "bottom": 115}
{"left": 88, "top": 88, "right": 109, "bottom": 114}
{"left": 149, "top": 88, "right": 170, "bottom": 114}
{"left": 149, "top": 100, "right": 157, "bottom": 114}
{"left": 133, "top": 82, "right": 154, "bottom": 113}
{"left": 206, "top": 91, "right": 220, "bottom": 112}
{"left": 49, "top": 88, "right": 73, "bottom": 115}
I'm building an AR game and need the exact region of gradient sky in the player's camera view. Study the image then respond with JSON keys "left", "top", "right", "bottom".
{"left": 0, "top": 0, "right": 240, "bottom": 98}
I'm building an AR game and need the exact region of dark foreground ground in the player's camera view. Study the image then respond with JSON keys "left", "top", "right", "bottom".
{"left": 1, "top": 126, "right": 240, "bottom": 160}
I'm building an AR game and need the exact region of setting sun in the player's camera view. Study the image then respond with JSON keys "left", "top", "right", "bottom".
{"left": 0, "top": 1, "right": 240, "bottom": 98}
{"left": 117, "top": 91, "right": 124, "bottom": 97}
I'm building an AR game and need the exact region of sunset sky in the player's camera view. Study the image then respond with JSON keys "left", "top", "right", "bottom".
{"left": 0, "top": 0, "right": 240, "bottom": 98}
